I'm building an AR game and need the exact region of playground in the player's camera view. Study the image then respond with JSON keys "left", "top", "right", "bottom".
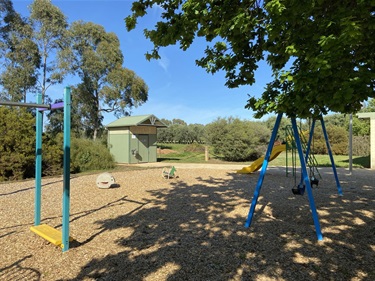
{"left": 0, "top": 164, "right": 374, "bottom": 280}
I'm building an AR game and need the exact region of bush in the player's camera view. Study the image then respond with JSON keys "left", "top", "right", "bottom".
{"left": 312, "top": 124, "right": 349, "bottom": 155}
{"left": 0, "top": 106, "right": 115, "bottom": 181}
{"left": 70, "top": 138, "right": 115, "bottom": 173}
{"left": 352, "top": 135, "right": 370, "bottom": 156}
{"left": 0, "top": 107, "right": 35, "bottom": 181}
{"left": 42, "top": 134, "right": 64, "bottom": 177}
{"left": 205, "top": 117, "right": 271, "bottom": 161}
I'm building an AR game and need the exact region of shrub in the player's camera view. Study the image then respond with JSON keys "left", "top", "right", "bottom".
{"left": 42, "top": 133, "right": 64, "bottom": 177}
{"left": 0, "top": 107, "right": 35, "bottom": 181}
{"left": 312, "top": 124, "right": 349, "bottom": 155}
{"left": 70, "top": 138, "right": 115, "bottom": 173}
{"left": 205, "top": 117, "right": 271, "bottom": 161}
{"left": 352, "top": 135, "right": 370, "bottom": 156}
{"left": 0, "top": 106, "right": 115, "bottom": 181}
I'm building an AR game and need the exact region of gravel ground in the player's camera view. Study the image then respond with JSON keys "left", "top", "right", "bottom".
{"left": 0, "top": 165, "right": 374, "bottom": 281}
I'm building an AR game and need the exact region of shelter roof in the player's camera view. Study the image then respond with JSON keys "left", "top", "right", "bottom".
{"left": 106, "top": 114, "right": 167, "bottom": 128}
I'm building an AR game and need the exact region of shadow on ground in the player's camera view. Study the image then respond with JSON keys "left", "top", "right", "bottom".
{"left": 58, "top": 168, "right": 375, "bottom": 281}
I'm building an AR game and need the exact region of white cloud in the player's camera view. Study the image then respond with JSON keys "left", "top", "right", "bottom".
{"left": 150, "top": 3, "right": 165, "bottom": 21}
{"left": 157, "top": 53, "right": 170, "bottom": 73}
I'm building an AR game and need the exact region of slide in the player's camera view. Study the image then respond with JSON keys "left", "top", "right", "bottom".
{"left": 237, "top": 144, "right": 286, "bottom": 174}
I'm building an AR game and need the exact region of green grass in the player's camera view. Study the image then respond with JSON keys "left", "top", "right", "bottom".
{"left": 157, "top": 143, "right": 370, "bottom": 168}
{"left": 266, "top": 152, "right": 370, "bottom": 168}
{"left": 157, "top": 143, "right": 207, "bottom": 163}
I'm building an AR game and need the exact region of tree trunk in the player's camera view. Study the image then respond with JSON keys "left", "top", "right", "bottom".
{"left": 42, "top": 53, "right": 47, "bottom": 102}
{"left": 93, "top": 90, "right": 100, "bottom": 140}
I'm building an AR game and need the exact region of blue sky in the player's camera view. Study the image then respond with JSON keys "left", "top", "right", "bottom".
{"left": 13, "top": 0, "right": 273, "bottom": 125}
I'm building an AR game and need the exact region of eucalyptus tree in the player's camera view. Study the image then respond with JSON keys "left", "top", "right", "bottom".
{"left": 29, "top": 0, "right": 68, "bottom": 101}
{"left": 0, "top": 0, "right": 40, "bottom": 101}
{"left": 0, "top": 0, "right": 14, "bottom": 51}
{"left": 101, "top": 66, "right": 148, "bottom": 117}
{"left": 68, "top": 21, "right": 148, "bottom": 139}
{"left": 45, "top": 95, "right": 88, "bottom": 138}
{"left": 126, "top": 0, "right": 375, "bottom": 119}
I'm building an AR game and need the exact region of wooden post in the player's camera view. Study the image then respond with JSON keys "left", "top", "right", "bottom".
{"left": 205, "top": 146, "right": 209, "bottom": 161}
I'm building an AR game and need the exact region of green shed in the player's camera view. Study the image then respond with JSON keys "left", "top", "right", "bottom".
{"left": 106, "top": 115, "right": 167, "bottom": 164}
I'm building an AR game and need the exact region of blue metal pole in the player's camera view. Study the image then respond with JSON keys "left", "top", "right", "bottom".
{"left": 305, "top": 119, "right": 316, "bottom": 162}
{"left": 245, "top": 113, "right": 283, "bottom": 228}
{"left": 320, "top": 118, "right": 343, "bottom": 196}
{"left": 298, "top": 119, "right": 316, "bottom": 185}
{"left": 62, "top": 87, "right": 71, "bottom": 252}
{"left": 291, "top": 118, "right": 323, "bottom": 241}
{"left": 34, "top": 93, "right": 43, "bottom": 226}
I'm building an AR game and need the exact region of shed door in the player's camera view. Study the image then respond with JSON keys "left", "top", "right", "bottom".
{"left": 138, "top": 134, "right": 149, "bottom": 162}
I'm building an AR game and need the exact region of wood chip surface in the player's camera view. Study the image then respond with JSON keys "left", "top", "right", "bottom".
{"left": 0, "top": 165, "right": 374, "bottom": 280}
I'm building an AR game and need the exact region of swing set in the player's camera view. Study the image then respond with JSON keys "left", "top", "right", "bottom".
{"left": 0, "top": 87, "right": 72, "bottom": 252}
{"left": 284, "top": 121, "right": 321, "bottom": 195}
{"left": 245, "top": 113, "right": 343, "bottom": 241}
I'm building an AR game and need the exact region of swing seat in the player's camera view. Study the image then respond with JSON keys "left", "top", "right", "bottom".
{"left": 30, "top": 224, "right": 73, "bottom": 247}
{"left": 310, "top": 176, "right": 319, "bottom": 187}
{"left": 292, "top": 184, "right": 305, "bottom": 195}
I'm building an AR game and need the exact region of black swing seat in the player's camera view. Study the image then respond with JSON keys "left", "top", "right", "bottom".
{"left": 310, "top": 176, "right": 319, "bottom": 187}
{"left": 292, "top": 184, "right": 305, "bottom": 195}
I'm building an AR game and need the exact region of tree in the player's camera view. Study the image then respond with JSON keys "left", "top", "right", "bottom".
{"left": 0, "top": 0, "right": 40, "bottom": 102}
{"left": 263, "top": 115, "right": 291, "bottom": 131}
{"left": 29, "top": 0, "right": 68, "bottom": 101}
{"left": 322, "top": 112, "right": 370, "bottom": 136}
{"left": 361, "top": 98, "right": 375, "bottom": 113}
{"left": 171, "top": 119, "right": 187, "bottom": 126}
{"left": 205, "top": 117, "right": 270, "bottom": 161}
{"left": 172, "top": 124, "right": 190, "bottom": 143}
{"left": 157, "top": 119, "right": 205, "bottom": 143}
{"left": 126, "top": 0, "right": 375, "bottom": 119}
{"left": 188, "top": 123, "right": 205, "bottom": 143}
{"left": 323, "top": 114, "right": 348, "bottom": 128}
{"left": 0, "top": 0, "right": 15, "bottom": 50}
{"left": 45, "top": 96, "right": 87, "bottom": 138}
{"left": 68, "top": 21, "right": 148, "bottom": 139}
{"left": 102, "top": 67, "right": 148, "bottom": 117}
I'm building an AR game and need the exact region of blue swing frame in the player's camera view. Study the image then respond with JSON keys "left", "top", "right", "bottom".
{"left": 244, "top": 113, "right": 342, "bottom": 241}
{"left": 34, "top": 87, "right": 71, "bottom": 252}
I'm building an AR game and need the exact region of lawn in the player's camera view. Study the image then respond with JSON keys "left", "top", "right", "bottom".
{"left": 157, "top": 143, "right": 370, "bottom": 168}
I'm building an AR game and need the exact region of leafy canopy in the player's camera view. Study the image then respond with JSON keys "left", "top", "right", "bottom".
{"left": 126, "top": 0, "right": 375, "bottom": 118}
{"left": 29, "top": 0, "right": 69, "bottom": 100}
{"left": 0, "top": 0, "right": 40, "bottom": 102}
{"left": 66, "top": 21, "right": 148, "bottom": 139}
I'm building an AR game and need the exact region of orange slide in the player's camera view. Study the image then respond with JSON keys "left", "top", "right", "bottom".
{"left": 237, "top": 144, "right": 286, "bottom": 174}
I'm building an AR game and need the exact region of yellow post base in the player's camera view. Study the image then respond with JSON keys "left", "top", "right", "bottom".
{"left": 30, "top": 224, "right": 73, "bottom": 248}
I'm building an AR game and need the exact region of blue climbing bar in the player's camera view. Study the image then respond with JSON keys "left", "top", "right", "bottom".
{"left": 62, "top": 87, "right": 71, "bottom": 252}
{"left": 34, "top": 93, "right": 43, "bottom": 226}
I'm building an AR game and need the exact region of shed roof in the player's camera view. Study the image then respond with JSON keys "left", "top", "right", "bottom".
{"left": 106, "top": 114, "right": 167, "bottom": 128}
